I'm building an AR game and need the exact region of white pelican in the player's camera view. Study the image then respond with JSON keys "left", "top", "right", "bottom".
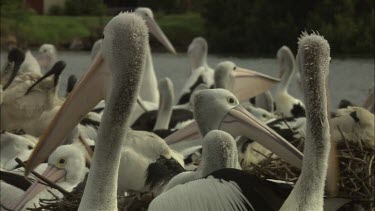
{"left": 24, "top": 13, "right": 151, "bottom": 210}
{"left": 274, "top": 46, "right": 306, "bottom": 118}
{"left": 331, "top": 106, "right": 374, "bottom": 148}
{"left": 149, "top": 130, "right": 293, "bottom": 211}
{"left": 0, "top": 131, "right": 37, "bottom": 170}
{"left": 37, "top": 44, "right": 58, "bottom": 72}
{"left": 254, "top": 90, "right": 274, "bottom": 113}
{"left": 241, "top": 102, "right": 276, "bottom": 122}
{"left": 132, "top": 78, "right": 194, "bottom": 138}
{"left": 362, "top": 87, "right": 374, "bottom": 113}
{"left": 280, "top": 32, "right": 332, "bottom": 211}
{"left": 10, "top": 144, "right": 87, "bottom": 210}
{"left": 165, "top": 89, "right": 303, "bottom": 169}
{"left": 134, "top": 7, "right": 176, "bottom": 105}
{"left": 177, "top": 37, "right": 214, "bottom": 105}
{"left": 90, "top": 39, "right": 103, "bottom": 60}
{"left": 163, "top": 129, "right": 240, "bottom": 192}
{"left": 214, "top": 61, "right": 280, "bottom": 103}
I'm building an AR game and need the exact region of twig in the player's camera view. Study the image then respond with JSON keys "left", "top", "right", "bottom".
{"left": 15, "top": 158, "right": 71, "bottom": 196}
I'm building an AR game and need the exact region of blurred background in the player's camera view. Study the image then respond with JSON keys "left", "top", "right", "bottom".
{"left": 1, "top": 0, "right": 374, "bottom": 56}
{"left": 1, "top": 0, "right": 374, "bottom": 108}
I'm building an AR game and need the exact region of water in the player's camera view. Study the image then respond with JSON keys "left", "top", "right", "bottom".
{"left": 2, "top": 51, "right": 374, "bottom": 108}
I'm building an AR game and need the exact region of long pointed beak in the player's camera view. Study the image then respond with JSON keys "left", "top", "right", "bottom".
{"left": 146, "top": 16, "right": 176, "bottom": 54}
{"left": 165, "top": 121, "right": 201, "bottom": 144}
{"left": 220, "top": 105, "right": 303, "bottom": 168}
{"left": 232, "top": 67, "right": 280, "bottom": 102}
{"left": 165, "top": 105, "right": 303, "bottom": 168}
{"left": 10, "top": 165, "right": 67, "bottom": 211}
{"left": 25, "top": 53, "right": 111, "bottom": 174}
{"left": 3, "top": 62, "right": 21, "bottom": 90}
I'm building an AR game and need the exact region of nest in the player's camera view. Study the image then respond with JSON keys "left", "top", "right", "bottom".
{"left": 20, "top": 174, "right": 154, "bottom": 211}
{"left": 245, "top": 131, "right": 374, "bottom": 210}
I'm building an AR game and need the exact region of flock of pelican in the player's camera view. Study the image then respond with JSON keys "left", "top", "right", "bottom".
{"left": 1, "top": 7, "right": 374, "bottom": 211}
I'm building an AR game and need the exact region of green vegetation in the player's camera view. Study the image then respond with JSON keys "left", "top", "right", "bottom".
{"left": 1, "top": 0, "right": 373, "bottom": 56}
{"left": 153, "top": 13, "right": 204, "bottom": 50}
{"left": 1, "top": 16, "right": 109, "bottom": 48}
{"left": 200, "top": 0, "right": 374, "bottom": 56}
{"left": 1, "top": 12, "right": 203, "bottom": 51}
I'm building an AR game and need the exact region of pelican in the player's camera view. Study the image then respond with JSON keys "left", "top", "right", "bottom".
{"left": 149, "top": 130, "right": 293, "bottom": 211}
{"left": 177, "top": 37, "right": 214, "bottom": 105}
{"left": 165, "top": 88, "right": 303, "bottom": 169}
{"left": 132, "top": 77, "right": 194, "bottom": 137}
{"left": 90, "top": 39, "right": 103, "bottom": 60}
{"left": 254, "top": 90, "right": 274, "bottom": 113}
{"left": 280, "top": 32, "right": 332, "bottom": 211}
{"left": 274, "top": 46, "right": 306, "bottom": 118}
{"left": 10, "top": 144, "right": 87, "bottom": 210}
{"left": 134, "top": 7, "right": 176, "bottom": 105}
{"left": 241, "top": 101, "right": 276, "bottom": 122}
{"left": 331, "top": 106, "right": 374, "bottom": 148}
{"left": 362, "top": 87, "right": 374, "bottom": 113}
{"left": 163, "top": 129, "right": 240, "bottom": 192}
{"left": 37, "top": 43, "right": 58, "bottom": 72}
{"left": 25, "top": 13, "right": 151, "bottom": 210}
{"left": 214, "top": 61, "right": 280, "bottom": 103}
{"left": 0, "top": 131, "right": 37, "bottom": 170}
{"left": 213, "top": 60, "right": 306, "bottom": 141}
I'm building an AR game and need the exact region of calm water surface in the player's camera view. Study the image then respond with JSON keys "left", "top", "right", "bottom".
{"left": 2, "top": 51, "right": 374, "bottom": 108}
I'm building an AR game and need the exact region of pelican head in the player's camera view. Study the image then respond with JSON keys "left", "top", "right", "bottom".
{"left": 188, "top": 37, "right": 208, "bottom": 70}
{"left": 2, "top": 48, "right": 25, "bottom": 89}
{"left": 214, "top": 61, "right": 280, "bottom": 102}
{"left": 135, "top": 7, "right": 176, "bottom": 54}
{"left": 165, "top": 89, "right": 303, "bottom": 168}
{"left": 90, "top": 39, "right": 103, "bottom": 60}
{"left": 277, "top": 46, "right": 295, "bottom": 78}
{"left": 25, "top": 12, "right": 148, "bottom": 175}
{"left": 201, "top": 129, "right": 239, "bottom": 177}
{"left": 11, "top": 144, "right": 86, "bottom": 210}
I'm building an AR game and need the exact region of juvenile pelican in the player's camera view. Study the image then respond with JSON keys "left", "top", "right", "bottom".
{"left": 331, "top": 106, "right": 374, "bottom": 148}
{"left": 274, "top": 46, "right": 306, "bottom": 118}
{"left": 134, "top": 7, "right": 176, "bottom": 105}
{"left": 132, "top": 78, "right": 194, "bottom": 137}
{"left": 0, "top": 131, "right": 37, "bottom": 170}
{"left": 177, "top": 37, "right": 214, "bottom": 105}
{"left": 10, "top": 144, "right": 87, "bottom": 210}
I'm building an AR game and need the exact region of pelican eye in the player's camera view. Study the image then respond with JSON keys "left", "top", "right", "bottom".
{"left": 58, "top": 158, "right": 66, "bottom": 165}
{"left": 262, "top": 114, "right": 267, "bottom": 118}
{"left": 28, "top": 145, "right": 33, "bottom": 150}
{"left": 233, "top": 66, "right": 237, "bottom": 70}
{"left": 227, "top": 97, "right": 236, "bottom": 105}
